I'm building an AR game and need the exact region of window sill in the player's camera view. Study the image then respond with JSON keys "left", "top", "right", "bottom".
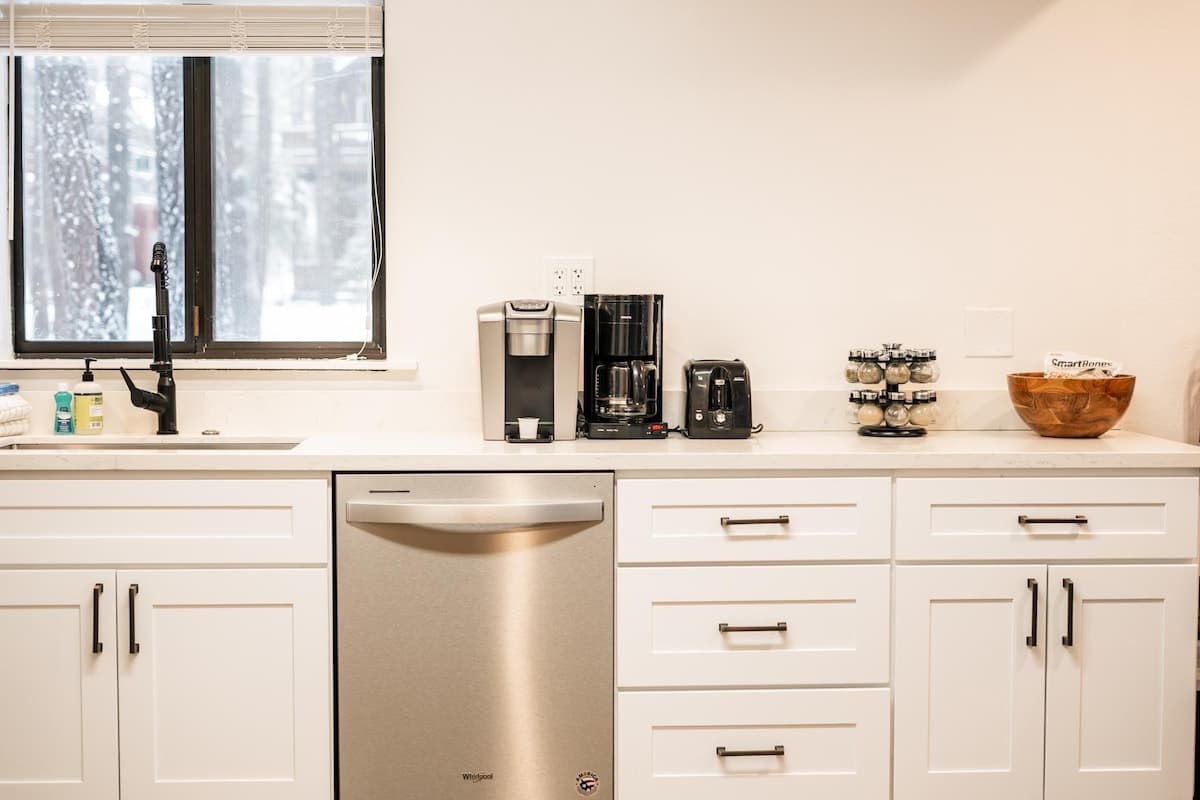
{"left": 0, "top": 357, "right": 419, "bottom": 372}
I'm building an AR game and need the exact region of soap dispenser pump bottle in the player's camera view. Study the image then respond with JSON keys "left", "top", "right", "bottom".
{"left": 73, "top": 357, "right": 104, "bottom": 435}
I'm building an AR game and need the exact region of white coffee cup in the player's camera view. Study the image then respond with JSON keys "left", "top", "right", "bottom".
{"left": 517, "top": 417, "right": 540, "bottom": 440}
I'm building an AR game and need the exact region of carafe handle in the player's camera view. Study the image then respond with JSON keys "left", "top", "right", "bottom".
{"left": 630, "top": 361, "right": 645, "bottom": 406}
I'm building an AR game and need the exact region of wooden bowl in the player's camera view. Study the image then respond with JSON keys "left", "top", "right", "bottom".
{"left": 1006, "top": 372, "right": 1135, "bottom": 438}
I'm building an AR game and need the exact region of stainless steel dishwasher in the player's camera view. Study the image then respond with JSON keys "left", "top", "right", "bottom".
{"left": 335, "top": 473, "right": 613, "bottom": 800}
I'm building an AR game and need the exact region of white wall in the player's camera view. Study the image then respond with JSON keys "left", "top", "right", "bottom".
{"left": 384, "top": 0, "right": 1200, "bottom": 441}
{"left": 5, "top": 0, "right": 1200, "bottom": 440}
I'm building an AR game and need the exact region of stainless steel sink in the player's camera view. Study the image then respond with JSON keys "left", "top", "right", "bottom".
{"left": 1, "top": 440, "right": 300, "bottom": 451}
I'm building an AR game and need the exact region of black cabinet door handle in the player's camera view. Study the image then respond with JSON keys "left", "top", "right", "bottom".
{"left": 92, "top": 583, "right": 104, "bottom": 654}
{"left": 716, "top": 745, "right": 785, "bottom": 758}
{"left": 128, "top": 584, "right": 141, "bottom": 654}
{"left": 720, "top": 515, "right": 790, "bottom": 527}
{"left": 1061, "top": 578, "right": 1074, "bottom": 647}
{"left": 719, "top": 622, "right": 788, "bottom": 633}
{"left": 1018, "top": 515, "right": 1088, "bottom": 525}
{"left": 1025, "top": 578, "right": 1038, "bottom": 647}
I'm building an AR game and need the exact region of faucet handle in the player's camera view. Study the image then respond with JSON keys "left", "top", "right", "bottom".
{"left": 119, "top": 367, "right": 155, "bottom": 411}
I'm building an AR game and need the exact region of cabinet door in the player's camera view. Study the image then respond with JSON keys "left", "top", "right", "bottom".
{"left": 1045, "top": 565, "right": 1197, "bottom": 800}
{"left": 0, "top": 570, "right": 118, "bottom": 800}
{"left": 117, "top": 569, "right": 330, "bottom": 800}
{"left": 893, "top": 566, "right": 1046, "bottom": 800}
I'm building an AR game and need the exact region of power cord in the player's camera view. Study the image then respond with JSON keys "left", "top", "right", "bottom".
{"left": 670, "top": 423, "right": 764, "bottom": 438}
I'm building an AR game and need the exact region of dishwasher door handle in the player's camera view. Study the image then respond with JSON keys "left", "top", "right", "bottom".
{"left": 346, "top": 499, "right": 605, "bottom": 528}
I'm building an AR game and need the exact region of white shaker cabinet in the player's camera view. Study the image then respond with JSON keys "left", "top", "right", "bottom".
{"left": 616, "top": 476, "right": 893, "bottom": 800}
{"left": 0, "top": 570, "right": 119, "bottom": 800}
{"left": 1044, "top": 565, "right": 1198, "bottom": 800}
{"left": 0, "top": 474, "right": 333, "bottom": 800}
{"left": 896, "top": 563, "right": 1198, "bottom": 800}
{"left": 893, "top": 566, "right": 1046, "bottom": 800}
{"left": 117, "top": 569, "right": 331, "bottom": 800}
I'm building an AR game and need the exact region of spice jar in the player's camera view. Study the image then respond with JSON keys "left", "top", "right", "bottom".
{"left": 908, "top": 390, "right": 935, "bottom": 427}
{"left": 927, "top": 391, "right": 941, "bottom": 424}
{"left": 909, "top": 350, "right": 932, "bottom": 383}
{"left": 883, "top": 350, "right": 911, "bottom": 385}
{"left": 856, "top": 349, "right": 884, "bottom": 384}
{"left": 926, "top": 350, "right": 941, "bottom": 382}
{"left": 847, "top": 391, "right": 863, "bottom": 423}
{"left": 883, "top": 392, "right": 910, "bottom": 427}
{"left": 844, "top": 350, "right": 863, "bottom": 383}
{"left": 857, "top": 391, "right": 884, "bottom": 426}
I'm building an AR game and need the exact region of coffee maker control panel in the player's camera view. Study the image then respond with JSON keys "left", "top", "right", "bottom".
{"left": 586, "top": 422, "right": 668, "bottom": 439}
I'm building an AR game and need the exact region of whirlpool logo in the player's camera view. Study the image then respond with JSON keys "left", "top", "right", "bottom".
{"left": 461, "top": 772, "right": 494, "bottom": 784}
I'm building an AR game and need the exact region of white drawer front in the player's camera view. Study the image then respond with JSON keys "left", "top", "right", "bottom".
{"left": 0, "top": 478, "right": 328, "bottom": 565}
{"left": 617, "top": 689, "right": 890, "bottom": 800}
{"left": 617, "top": 565, "right": 889, "bottom": 688}
{"left": 617, "top": 478, "right": 890, "bottom": 564}
{"left": 896, "top": 477, "right": 1199, "bottom": 561}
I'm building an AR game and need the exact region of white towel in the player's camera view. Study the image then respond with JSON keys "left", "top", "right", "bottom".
{"left": 0, "top": 395, "right": 31, "bottom": 423}
{"left": 0, "top": 418, "right": 30, "bottom": 436}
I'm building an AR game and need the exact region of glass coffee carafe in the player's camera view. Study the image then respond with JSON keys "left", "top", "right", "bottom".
{"left": 595, "top": 359, "right": 658, "bottom": 420}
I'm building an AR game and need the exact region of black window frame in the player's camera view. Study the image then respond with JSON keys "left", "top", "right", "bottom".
{"left": 10, "top": 54, "right": 386, "bottom": 359}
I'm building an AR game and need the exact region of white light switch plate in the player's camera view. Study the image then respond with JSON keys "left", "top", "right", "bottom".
{"left": 964, "top": 307, "right": 1014, "bottom": 357}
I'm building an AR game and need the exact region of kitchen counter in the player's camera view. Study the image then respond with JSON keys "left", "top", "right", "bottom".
{"left": 1, "top": 429, "right": 1199, "bottom": 472}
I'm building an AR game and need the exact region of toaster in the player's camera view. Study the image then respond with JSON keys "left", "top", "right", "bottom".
{"left": 683, "top": 359, "right": 753, "bottom": 438}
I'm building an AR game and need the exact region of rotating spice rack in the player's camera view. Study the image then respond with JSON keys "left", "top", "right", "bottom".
{"left": 844, "top": 344, "right": 940, "bottom": 438}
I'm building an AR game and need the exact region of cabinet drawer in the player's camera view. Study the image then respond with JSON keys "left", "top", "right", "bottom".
{"left": 617, "top": 478, "right": 890, "bottom": 564}
{"left": 0, "top": 478, "right": 328, "bottom": 565}
{"left": 617, "top": 565, "right": 889, "bottom": 688}
{"left": 617, "top": 689, "right": 890, "bottom": 800}
{"left": 896, "top": 477, "right": 1198, "bottom": 561}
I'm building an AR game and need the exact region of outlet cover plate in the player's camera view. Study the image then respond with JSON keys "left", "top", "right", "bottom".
{"left": 545, "top": 256, "right": 594, "bottom": 300}
{"left": 964, "top": 307, "right": 1014, "bottom": 357}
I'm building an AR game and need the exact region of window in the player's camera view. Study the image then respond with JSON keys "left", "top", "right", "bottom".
{"left": 12, "top": 52, "right": 384, "bottom": 357}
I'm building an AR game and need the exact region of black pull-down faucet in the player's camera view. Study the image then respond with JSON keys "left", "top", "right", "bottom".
{"left": 119, "top": 242, "right": 178, "bottom": 435}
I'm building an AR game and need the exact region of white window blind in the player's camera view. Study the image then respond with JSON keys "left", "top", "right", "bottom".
{"left": 2, "top": 1, "right": 381, "bottom": 54}
{"left": 3, "top": 0, "right": 380, "bottom": 239}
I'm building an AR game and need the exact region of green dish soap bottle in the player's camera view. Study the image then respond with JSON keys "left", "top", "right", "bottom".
{"left": 54, "top": 382, "right": 74, "bottom": 434}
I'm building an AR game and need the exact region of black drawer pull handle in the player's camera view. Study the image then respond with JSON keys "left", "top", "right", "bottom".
{"left": 92, "top": 583, "right": 104, "bottom": 654}
{"left": 717, "top": 745, "right": 785, "bottom": 758}
{"left": 1061, "top": 578, "right": 1074, "bottom": 647}
{"left": 128, "top": 584, "right": 141, "bottom": 655}
{"left": 1018, "top": 515, "right": 1088, "bottom": 525}
{"left": 720, "top": 515, "right": 790, "bottom": 527}
{"left": 1025, "top": 578, "right": 1038, "bottom": 647}
{"left": 719, "top": 622, "right": 788, "bottom": 633}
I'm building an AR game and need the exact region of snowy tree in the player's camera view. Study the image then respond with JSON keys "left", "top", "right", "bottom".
{"left": 213, "top": 59, "right": 260, "bottom": 339}
{"left": 151, "top": 58, "right": 185, "bottom": 339}
{"left": 313, "top": 57, "right": 337, "bottom": 306}
{"left": 253, "top": 60, "right": 273, "bottom": 318}
{"left": 36, "top": 56, "right": 124, "bottom": 339}
{"left": 106, "top": 61, "right": 134, "bottom": 281}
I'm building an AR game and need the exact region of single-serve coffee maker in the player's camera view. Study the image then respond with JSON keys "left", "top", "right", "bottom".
{"left": 477, "top": 300, "right": 581, "bottom": 441}
{"left": 582, "top": 294, "right": 667, "bottom": 439}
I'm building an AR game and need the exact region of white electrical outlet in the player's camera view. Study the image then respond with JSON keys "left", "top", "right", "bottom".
{"left": 545, "top": 257, "right": 594, "bottom": 299}
{"left": 547, "top": 265, "right": 569, "bottom": 297}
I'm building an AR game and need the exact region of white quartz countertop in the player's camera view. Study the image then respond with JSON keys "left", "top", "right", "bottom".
{"left": 1, "top": 429, "right": 1199, "bottom": 472}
